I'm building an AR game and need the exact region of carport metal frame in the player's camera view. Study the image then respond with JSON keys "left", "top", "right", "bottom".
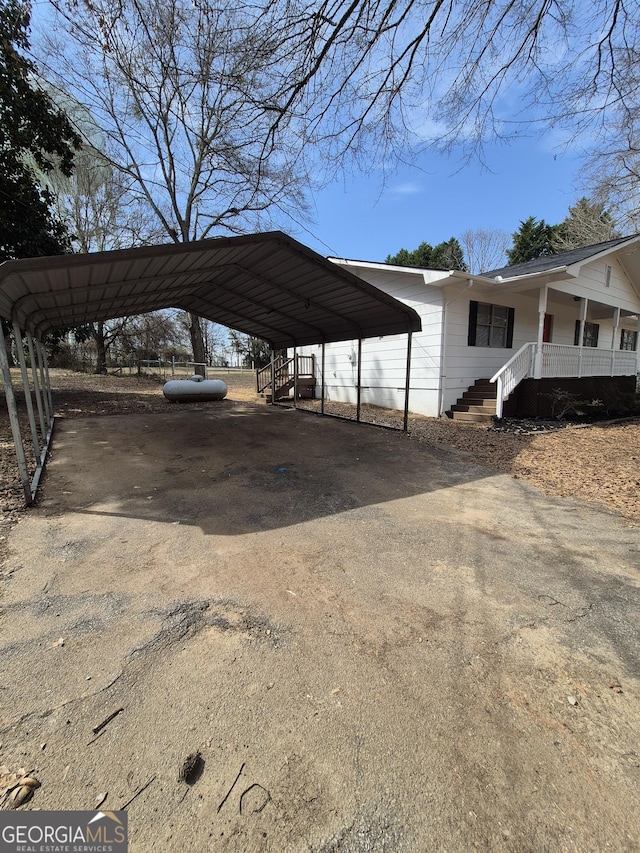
{"left": 0, "top": 325, "right": 54, "bottom": 504}
{"left": 270, "top": 330, "right": 414, "bottom": 433}
{"left": 0, "top": 232, "right": 421, "bottom": 505}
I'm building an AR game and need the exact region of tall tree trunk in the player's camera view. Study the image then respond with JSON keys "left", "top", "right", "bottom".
{"left": 187, "top": 312, "right": 206, "bottom": 376}
{"left": 93, "top": 322, "right": 108, "bottom": 374}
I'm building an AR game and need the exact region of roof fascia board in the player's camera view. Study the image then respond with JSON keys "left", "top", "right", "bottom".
{"left": 565, "top": 234, "right": 640, "bottom": 276}
{"left": 332, "top": 260, "right": 498, "bottom": 289}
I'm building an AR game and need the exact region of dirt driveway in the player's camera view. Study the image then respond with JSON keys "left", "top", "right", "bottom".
{"left": 1, "top": 400, "right": 639, "bottom": 851}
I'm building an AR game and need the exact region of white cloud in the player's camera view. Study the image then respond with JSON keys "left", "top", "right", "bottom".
{"left": 389, "top": 182, "right": 423, "bottom": 195}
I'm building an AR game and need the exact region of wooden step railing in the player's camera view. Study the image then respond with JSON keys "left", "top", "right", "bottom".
{"left": 256, "top": 354, "right": 315, "bottom": 400}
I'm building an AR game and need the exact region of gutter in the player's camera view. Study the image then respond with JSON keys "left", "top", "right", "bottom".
{"left": 438, "top": 275, "right": 474, "bottom": 417}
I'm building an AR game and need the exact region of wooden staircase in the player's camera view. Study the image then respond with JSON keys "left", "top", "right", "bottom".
{"left": 257, "top": 355, "right": 315, "bottom": 403}
{"left": 448, "top": 379, "right": 497, "bottom": 423}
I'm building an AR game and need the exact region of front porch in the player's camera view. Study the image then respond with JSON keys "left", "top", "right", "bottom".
{"left": 490, "top": 275, "right": 640, "bottom": 417}
{"left": 492, "top": 342, "right": 638, "bottom": 417}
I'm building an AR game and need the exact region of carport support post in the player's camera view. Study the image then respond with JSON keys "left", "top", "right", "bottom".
{"left": 13, "top": 323, "right": 42, "bottom": 465}
{"left": 320, "top": 343, "right": 325, "bottom": 415}
{"left": 26, "top": 332, "right": 46, "bottom": 439}
{"left": 0, "top": 329, "right": 32, "bottom": 504}
{"left": 270, "top": 350, "right": 275, "bottom": 406}
{"left": 403, "top": 330, "right": 413, "bottom": 433}
{"left": 35, "top": 340, "right": 52, "bottom": 424}
{"left": 356, "top": 338, "right": 362, "bottom": 423}
{"left": 293, "top": 346, "right": 298, "bottom": 409}
{"left": 42, "top": 343, "right": 53, "bottom": 418}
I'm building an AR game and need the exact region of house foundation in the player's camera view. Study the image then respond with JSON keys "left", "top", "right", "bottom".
{"left": 505, "top": 376, "right": 637, "bottom": 418}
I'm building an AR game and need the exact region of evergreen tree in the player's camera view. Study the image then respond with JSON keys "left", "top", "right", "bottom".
{"left": 0, "top": 0, "right": 80, "bottom": 261}
{"left": 386, "top": 237, "right": 467, "bottom": 270}
{"left": 506, "top": 217, "right": 558, "bottom": 265}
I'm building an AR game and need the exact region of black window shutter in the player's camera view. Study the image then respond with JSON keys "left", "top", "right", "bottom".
{"left": 574, "top": 320, "right": 580, "bottom": 346}
{"left": 592, "top": 323, "right": 599, "bottom": 347}
{"left": 468, "top": 300, "right": 478, "bottom": 346}
{"left": 506, "top": 307, "right": 515, "bottom": 348}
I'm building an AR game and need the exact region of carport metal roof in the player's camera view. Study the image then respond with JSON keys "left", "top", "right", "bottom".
{"left": 0, "top": 231, "right": 421, "bottom": 506}
{"left": 0, "top": 231, "right": 421, "bottom": 346}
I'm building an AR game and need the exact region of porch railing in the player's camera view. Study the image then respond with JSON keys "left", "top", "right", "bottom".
{"left": 491, "top": 342, "right": 638, "bottom": 418}
{"left": 490, "top": 343, "right": 535, "bottom": 418}
{"left": 542, "top": 343, "right": 637, "bottom": 378}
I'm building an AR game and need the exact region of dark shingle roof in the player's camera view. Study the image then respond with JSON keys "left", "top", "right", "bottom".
{"left": 482, "top": 235, "right": 639, "bottom": 279}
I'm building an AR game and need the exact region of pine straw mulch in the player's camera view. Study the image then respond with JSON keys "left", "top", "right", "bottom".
{"left": 1, "top": 371, "right": 639, "bottom": 532}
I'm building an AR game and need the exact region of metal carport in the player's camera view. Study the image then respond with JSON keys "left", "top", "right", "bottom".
{"left": 0, "top": 231, "right": 421, "bottom": 504}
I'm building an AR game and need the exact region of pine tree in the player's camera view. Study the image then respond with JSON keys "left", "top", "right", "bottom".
{"left": 386, "top": 237, "right": 467, "bottom": 270}
{"left": 506, "top": 217, "right": 558, "bottom": 265}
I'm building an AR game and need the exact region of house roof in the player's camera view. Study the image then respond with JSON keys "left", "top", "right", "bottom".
{"left": 481, "top": 235, "right": 640, "bottom": 279}
{"left": 0, "top": 231, "right": 421, "bottom": 348}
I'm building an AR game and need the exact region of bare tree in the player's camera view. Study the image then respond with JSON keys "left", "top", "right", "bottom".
{"left": 38, "top": 0, "right": 310, "bottom": 369}
{"left": 460, "top": 228, "right": 510, "bottom": 273}
{"left": 50, "top": 138, "right": 166, "bottom": 372}
{"left": 261, "top": 0, "right": 640, "bottom": 164}
{"left": 552, "top": 197, "right": 619, "bottom": 252}
{"left": 585, "top": 130, "right": 640, "bottom": 234}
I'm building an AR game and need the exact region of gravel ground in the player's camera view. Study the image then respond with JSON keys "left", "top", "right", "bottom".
{"left": 1, "top": 369, "right": 639, "bottom": 527}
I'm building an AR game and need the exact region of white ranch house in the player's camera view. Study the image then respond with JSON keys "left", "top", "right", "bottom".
{"left": 292, "top": 235, "right": 640, "bottom": 420}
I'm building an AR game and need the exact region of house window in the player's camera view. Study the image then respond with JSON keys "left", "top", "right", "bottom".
{"left": 620, "top": 329, "right": 638, "bottom": 351}
{"left": 468, "top": 301, "right": 515, "bottom": 348}
{"left": 574, "top": 320, "right": 599, "bottom": 347}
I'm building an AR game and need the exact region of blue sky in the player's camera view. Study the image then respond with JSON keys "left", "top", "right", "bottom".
{"left": 299, "top": 132, "right": 584, "bottom": 264}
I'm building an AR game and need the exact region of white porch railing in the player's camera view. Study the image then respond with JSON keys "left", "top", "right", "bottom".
{"left": 491, "top": 343, "right": 638, "bottom": 418}
{"left": 490, "top": 343, "right": 536, "bottom": 418}
{"left": 542, "top": 343, "right": 637, "bottom": 378}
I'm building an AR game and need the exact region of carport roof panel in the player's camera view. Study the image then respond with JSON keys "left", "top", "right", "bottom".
{"left": 0, "top": 231, "right": 421, "bottom": 347}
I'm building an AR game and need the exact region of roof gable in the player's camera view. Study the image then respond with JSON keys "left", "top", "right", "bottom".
{"left": 482, "top": 235, "right": 640, "bottom": 279}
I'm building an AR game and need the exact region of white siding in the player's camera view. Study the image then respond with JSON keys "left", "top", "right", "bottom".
{"left": 291, "top": 254, "right": 640, "bottom": 420}
{"left": 441, "top": 290, "right": 538, "bottom": 412}
{"left": 295, "top": 266, "right": 446, "bottom": 417}
{"left": 557, "top": 257, "right": 640, "bottom": 313}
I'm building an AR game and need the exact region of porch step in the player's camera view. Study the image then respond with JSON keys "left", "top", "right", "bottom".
{"left": 450, "top": 403, "right": 497, "bottom": 414}
{"left": 450, "top": 379, "right": 497, "bottom": 423}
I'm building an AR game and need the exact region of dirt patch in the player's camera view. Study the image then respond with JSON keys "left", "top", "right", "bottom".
{"left": 0, "top": 372, "right": 639, "bottom": 851}
{"left": 1, "top": 370, "right": 639, "bottom": 525}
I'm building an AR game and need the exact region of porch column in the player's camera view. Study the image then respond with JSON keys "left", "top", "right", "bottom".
{"left": 611, "top": 307, "right": 621, "bottom": 376}
{"left": 534, "top": 286, "right": 548, "bottom": 379}
{"left": 577, "top": 298, "right": 588, "bottom": 378}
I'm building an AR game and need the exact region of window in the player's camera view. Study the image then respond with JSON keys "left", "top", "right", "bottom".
{"left": 468, "top": 301, "right": 514, "bottom": 348}
{"left": 574, "top": 320, "right": 599, "bottom": 347}
{"left": 620, "top": 329, "right": 638, "bottom": 351}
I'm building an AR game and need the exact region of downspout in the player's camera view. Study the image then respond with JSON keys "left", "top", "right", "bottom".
{"left": 438, "top": 277, "right": 474, "bottom": 417}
